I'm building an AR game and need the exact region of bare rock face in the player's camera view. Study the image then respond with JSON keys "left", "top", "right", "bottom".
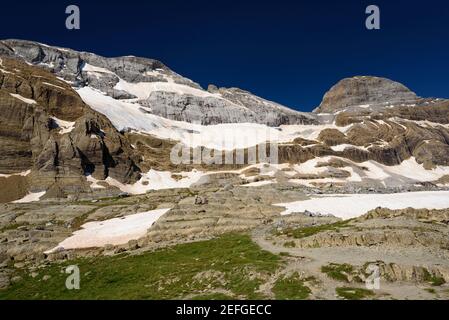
{"left": 1, "top": 39, "right": 449, "bottom": 199}
{"left": 0, "top": 57, "right": 141, "bottom": 201}
{"left": 141, "top": 91, "right": 258, "bottom": 125}
{"left": 314, "top": 76, "right": 418, "bottom": 113}
{"left": 0, "top": 39, "right": 191, "bottom": 89}
{"left": 318, "top": 129, "right": 348, "bottom": 146}
{"left": 276, "top": 115, "right": 449, "bottom": 171}
{"left": 0, "top": 175, "right": 29, "bottom": 203}
{"left": 217, "top": 87, "right": 315, "bottom": 126}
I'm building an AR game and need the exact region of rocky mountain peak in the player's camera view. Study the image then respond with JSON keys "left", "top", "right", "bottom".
{"left": 314, "top": 76, "right": 419, "bottom": 113}
{"left": 0, "top": 39, "right": 317, "bottom": 126}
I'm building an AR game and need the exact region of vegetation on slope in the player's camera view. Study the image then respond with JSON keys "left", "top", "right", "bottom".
{"left": 0, "top": 234, "right": 281, "bottom": 300}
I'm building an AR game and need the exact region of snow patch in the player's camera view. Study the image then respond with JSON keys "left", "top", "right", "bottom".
{"left": 9, "top": 93, "right": 37, "bottom": 105}
{"left": 82, "top": 63, "right": 115, "bottom": 77}
{"left": 0, "top": 59, "right": 14, "bottom": 74}
{"left": 105, "top": 169, "right": 206, "bottom": 194}
{"left": 77, "top": 87, "right": 354, "bottom": 150}
{"left": 51, "top": 117, "right": 76, "bottom": 134}
{"left": 0, "top": 170, "right": 31, "bottom": 178}
{"left": 77, "top": 87, "right": 284, "bottom": 150}
{"left": 45, "top": 208, "right": 170, "bottom": 252}
{"left": 86, "top": 175, "right": 106, "bottom": 189}
{"left": 42, "top": 82, "right": 66, "bottom": 91}
{"left": 114, "top": 78, "right": 218, "bottom": 100}
{"left": 275, "top": 191, "right": 449, "bottom": 219}
{"left": 12, "top": 191, "right": 46, "bottom": 203}
{"left": 277, "top": 156, "right": 449, "bottom": 187}
{"left": 377, "top": 157, "right": 449, "bottom": 181}
{"left": 330, "top": 144, "right": 369, "bottom": 152}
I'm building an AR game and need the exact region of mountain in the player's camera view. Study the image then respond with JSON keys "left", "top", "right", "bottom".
{"left": 313, "top": 76, "right": 419, "bottom": 113}
{"left": 0, "top": 56, "right": 141, "bottom": 202}
{"left": 1, "top": 39, "right": 449, "bottom": 203}
{"left": 2, "top": 40, "right": 449, "bottom": 299}
{"left": 0, "top": 39, "right": 316, "bottom": 126}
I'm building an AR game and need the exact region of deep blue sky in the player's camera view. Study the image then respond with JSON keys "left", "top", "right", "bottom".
{"left": 1, "top": 0, "right": 448, "bottom": 111}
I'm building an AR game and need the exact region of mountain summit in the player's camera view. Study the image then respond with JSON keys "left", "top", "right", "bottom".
{"left": 314, "top": 76, "right": 419, "bottom": 113}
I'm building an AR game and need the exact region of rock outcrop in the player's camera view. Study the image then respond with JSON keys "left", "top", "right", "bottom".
{"left": 0, "top": 57, "right": 141, "bottom": 201}
{"left": 314, "top": 76, "right": 419, "bottom": 113}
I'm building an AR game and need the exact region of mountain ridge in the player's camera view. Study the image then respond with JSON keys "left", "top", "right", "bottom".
{"left": 0, "top": 39, "right": 316, "bottom": 126}
{"left": 1, "top": 39, "right": 449, "bottom": 203}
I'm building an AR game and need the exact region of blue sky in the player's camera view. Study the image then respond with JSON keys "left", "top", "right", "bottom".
{"left": 1, "top": 0, "right": 448, "bottom": 111}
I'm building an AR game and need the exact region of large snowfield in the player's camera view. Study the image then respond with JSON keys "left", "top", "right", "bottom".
{"left": 76, "top": 87, "right": 349, "bottom": 150}
{"left": 275, "top": 191, "right": 449, "bottom": 219}
{"left": 45, "top": 208, "right": 170, "bottom": 252}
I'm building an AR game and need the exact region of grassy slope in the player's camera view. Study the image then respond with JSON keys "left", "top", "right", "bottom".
{"left": 0, "top": 234, "right": 281, "bottom": 300}
{"left": 272, "top": 273, "right": 312, "bottom": 300}
{"left": 282, "top": 220, "right": 352, "bottom": 239}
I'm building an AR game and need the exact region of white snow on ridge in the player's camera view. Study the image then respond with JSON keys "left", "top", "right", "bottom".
{"left": 252, "top": 156, "right": 449, "bottom": 188}
{"left": 0, "top": 170, "right": 31, "bottom": 178}
{"left": 275, "top": 191, "right": 449, "bottom": 219}
{"left": 114, "top": 78, "right": 219, "bottom": 100}
{"left": 82, "top": 63, "right": 115, "bottom": 76}
{"left": 105, "top": 169, "right": 206, "bottom": 194}
{"left": 83, "top": 62, "right": 222, "bottom": 100}
{"left": 45, "top": 208, "right": 170, "bottom": 253}
{"left": 0, "top": 58, "right": 14, "bottom": 75}
{"left": 86, "top": 175, "right": 106, "bottom": 189}
{"left": 13, "top": 191, "right": 46, "bottom": 203}
{"left": 51, "top": 117, "right": 76, "bottom": 135}
{"left": 77, "top": 87, "right": 354, "bottom": 150}
{"left": 9, "top": 93, "right": 37, "bottom": 105}
{"left": 77, "top": 87, "right": 295, "bottom": 150}
{"left": 363, "top": 157, "right": 449, "bottom": 182}
{"left": 330, "top": 144, "right": 369, "bottom": 152}
{"left": 96, "top": 165, "right": 283, "bottom": 195}
{"left": 42, "top": 82, "right": 66, "bottom": 91}
{"left": 285, "top": 156, "right": 449, "bottom": 187}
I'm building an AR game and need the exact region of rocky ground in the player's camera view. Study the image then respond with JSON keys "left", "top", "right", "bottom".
{"left": 1, "top": 178, "right": 449, "bottom": 299}
{"left": 252, "top": 207, "right": 449, "bottom": 299}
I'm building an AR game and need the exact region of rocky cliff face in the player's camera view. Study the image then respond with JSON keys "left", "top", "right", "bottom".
{"left": 0, "top": 39, "right": 316, "bottom": 126}
{"left": 314, "top": 76, "right": 419, "bottom": 113}
{"left": 1, "top": 39, "right": 449, "bottom": 201}
{"left": 277, "top": 116, "right": 449, "bottom": 170}
{"left": 0, "top": 56, "right": 141, "bottom": 201}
